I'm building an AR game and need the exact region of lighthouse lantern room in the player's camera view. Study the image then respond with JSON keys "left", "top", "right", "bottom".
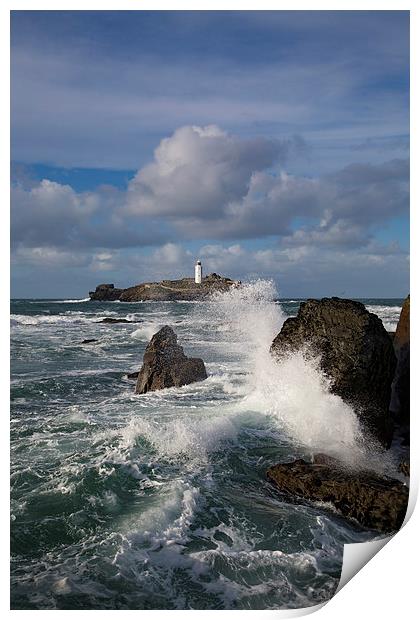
{"left": 195, "top": 260, "right": 202, "bottom": 284}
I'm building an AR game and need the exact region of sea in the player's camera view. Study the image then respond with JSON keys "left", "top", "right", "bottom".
{"left": 10, "top": 282, "right": 405, "bottom": 610}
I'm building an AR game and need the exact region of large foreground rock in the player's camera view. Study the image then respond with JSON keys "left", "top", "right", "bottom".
{"left": 90, "top": 273, "right": 238, "bottom": 302}
{"left": 267, "top": 455, "right": 408, "bottom": 534}
{"left": 135, "top": 326, "right": 207, "bottom": 394}
{"left": 390, "top": 295, "right": 410, "bottom": 426}
{"left": 270, "top": 298, "right": 396, "bottom": 445}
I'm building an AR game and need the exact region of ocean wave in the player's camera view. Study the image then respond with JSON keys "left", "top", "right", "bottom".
{"left": 10, "top": 313, "right": 98, "bottom": 326}
{"left": 50, "top": 298, "right": 91, "bottom": 304}
{"left": 366, "top": 304, "right": 402, "bottom": 331}
{"left": 130, "top": 323, "right": 161, "bottom": 341}
{"left": 11, "top": 287, "right": 398, "bottom": 610}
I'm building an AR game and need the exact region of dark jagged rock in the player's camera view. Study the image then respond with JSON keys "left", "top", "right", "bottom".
{"left": 98, "top": 317, "right": 135, "bottom": 324}
{"left": 135, "top": 326, "right": 207, "bottom": 394}
{"left": 89, "top": 274, "right": 238, "bottom": 302}
{"left": 126, "top": 371, "right": 139, "bottom": 380}
{"left": 401, "top": 429, "right": 410, "bottom": 446}
{"left": 270, "top": 297, "right": 396, "bottom": 446}
{"left": 81, "top": 338, "right": 98, "bottom": 344}
{"left": 89, "top": 283, "right": 123, "bottom": 301}
{"left": 390, "top": 295, "right": 410, "bottom": 426}
{"left": 267, "top": 455, "right": 408, "bottom": 534}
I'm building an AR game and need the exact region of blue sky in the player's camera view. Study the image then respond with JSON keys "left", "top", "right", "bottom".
{"left": 11, "top": 10, "right": 409, "bottom": 298}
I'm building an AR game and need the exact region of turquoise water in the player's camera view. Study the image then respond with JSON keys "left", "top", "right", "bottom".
{"left": 10, "top": 285, "right": 404, "bottom": 609}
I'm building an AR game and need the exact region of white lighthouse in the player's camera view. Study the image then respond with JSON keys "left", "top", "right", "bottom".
{"left": 195, "top": 260, "right": 202, "bottom": 284}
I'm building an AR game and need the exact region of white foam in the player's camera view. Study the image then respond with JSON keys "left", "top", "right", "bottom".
{"left": 244, "top": 348, "right": 363, "bottom": 459}
{"left": 116, "top": 412, "right": 239, "bottom": 462}
{"left": 51, "top": 298, "right": 91, "bottom": 303}
{"left": 366, "top": 304, "right": 402, "bottom": 332}
{"left": 130, "top": 323, "right": 161, "bottom": 341}
{"left": 200, "top": 280, "right": 365, "bottom": 461}
{"left": 10, "top": 313, "right": 97, "bottom": 326}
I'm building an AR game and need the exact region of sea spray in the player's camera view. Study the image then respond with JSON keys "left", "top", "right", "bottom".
{"left": 201, "top": 280, "right": 368, "bottom": 463}
{"left": 130, "top": 323, "right": 162, "bottom": 341}
{"left": 113, "top": 414, "right": 239, "bottom": 463}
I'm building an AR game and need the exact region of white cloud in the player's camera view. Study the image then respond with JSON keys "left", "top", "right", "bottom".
{"left": 11, "top": 180, "right": 100, "bottom": 248}
{"left": 90, "top": 251, "right": 117, "bottom": 272}
{"left": 123, "top": 128, "right": 408, "bottom": 244}
{"left": 153, "top": 242, "right": 192, "bottom": 265}
{"left": 126, "top": 125, "right": 287, "bottom": 217}
{"left": 12, "top": 245, "right": 90, "bottom": 268}
{"left": 11, "top": 178, "right": 168, "bottom": 251}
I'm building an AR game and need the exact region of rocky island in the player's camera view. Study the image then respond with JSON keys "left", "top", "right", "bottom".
{"left": 89, "top": 272, "right": 239, "bottom": 302}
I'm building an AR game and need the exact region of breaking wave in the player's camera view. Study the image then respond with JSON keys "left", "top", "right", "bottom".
{"left": 202, "top": 280, "right": 363, "bottom": 461}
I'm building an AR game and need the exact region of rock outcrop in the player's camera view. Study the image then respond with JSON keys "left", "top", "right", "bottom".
{"left": 88, "top": 283, "right": 124, "bottom": 301}
{"left": 135, "top": 326, "right": 207, "bottom": 394}
{"left": 267, "top": 455, "right": 408, "bottom": 534}
{"left": 89, "top": 273, "right": 238, "bottom": 302}
{"left": 390, "top": 295, "right": 410, "bottom": 426}
{"left": 270, "top": 298, "right": 397, "bottom": 446}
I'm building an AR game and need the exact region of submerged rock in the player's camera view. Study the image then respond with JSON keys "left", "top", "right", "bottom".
{"left": 270, "top": 297, "right": 396, "bottom": 446}
{"left": 390, "top": 295, "right": 410, "bottom": 427}
{"left": 267, "top": 455, "right": 408, "bottom": 534}
{"left": 126, "top": 371, "right": 140, "bottom": 380}
{"left": 135, "top": 326, "right": 207, "bottom": 394}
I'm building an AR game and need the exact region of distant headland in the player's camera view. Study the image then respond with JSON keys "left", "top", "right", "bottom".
{"left": 89, "top": 273, "right": 239, "bottom": 302}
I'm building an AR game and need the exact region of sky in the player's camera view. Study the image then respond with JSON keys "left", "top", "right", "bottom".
{"left": 10, "top": 10, "right": 410, "bottom": 298}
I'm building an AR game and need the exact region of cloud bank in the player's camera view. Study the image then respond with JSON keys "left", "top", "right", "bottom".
{"left": 11, "top": 125, "right": 409, "bottom": 297}
{"left": 12, "top": 125, "right": 408, "bottom": 250}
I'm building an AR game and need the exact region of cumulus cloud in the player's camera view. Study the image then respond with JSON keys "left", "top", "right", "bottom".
{"left": 125, "top": 126, "right": 408, "bottom": 245}
{"left": 12, "top": 179, "right": 99, "bottom": 248}
{"left": 126, "top": 125, "right": 294, "bottom": 217}
{"left": 11, "top": 178, "right": 169, "bottom": 251}
{"left": 177, "top": 169, "right": 323, "bottom": 239}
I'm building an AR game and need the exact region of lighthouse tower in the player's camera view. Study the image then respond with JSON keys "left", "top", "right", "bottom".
{"left": 195, "top": 260, "right": 202, "bottom": 284}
